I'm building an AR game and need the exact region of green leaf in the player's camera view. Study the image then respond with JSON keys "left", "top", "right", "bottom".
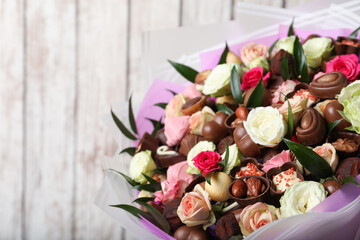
{"left": 128, "top": 95, "right": 138, "bottom": 134}
{"left": 293, "top": 37, "right": 309, "bottom": 84}
{"left": 342, "top": 176, "right": 360, "bottom": 186}
{"left": 111, "top": 109, "right": 138, "bottom": 140}
{"left": 205, "top": 176, "right": 212, "bottom": 185}
{"left": 246, "top": 78, "right": 264, "bottom": 108}
{"left": 109, "top": 169, "right": 138, "bottom": 187}
{"left": 133, "top": 184, "right": 157, "bottom": 192}
{"left": 345, "top": 125, "right": 356, "bottom": 132}
{"left": 327, "top": 119, "right": 342, "bottom": 137}
{"left": 166, "top": 89, "right": 177, "bottom": 96}
{"left": 282, "top": 138, "right": 333, "bottom": 179}
{"left": 287, "top": 18, "right": 295, "bottom": 36}
{"left": 337, "top": 110, "right": 350, "bottom": 122}
{"left": 151, "top": 117, "right": 163, "bottom": 137}
{"left": 268, "top": 39, "right": 279, "bottom": 58}
{"left": 154, "top": 103, "right": 167, "bottom": 109}
{"left": 119, "top": 147, "right": 136, "bottom": 156}
{"left": 280, "top": 53, "right": 289, "bottom": 80}
{"left": 168, "top": 60, "right": 198, "bottom": 83}
{"left": 229, "top": 235, "right": 244, "bottom": 240}
{"left": 216, "top": 104, "right": 234, "bottom": 115}
{"left": 212, "top": 202, "right": 224, "bottom": 212}
{"left": 110, "top": 204, "right": 150, "bottom": 219}
{"left": 218, "top": 42, "right": 229, "bottom": 65}
{"left": 152, "top": 168, "right": 167, "bottom": 175}
{"left": 136, "top": 202, "right": 171, "bottom": 234}
{"left": 285, "top": 100, "right": 293, "bottom": 139}
{"left": 349, "top": 26, "right": 360, "bottom": 39}
{"left": 230, "top": 66, "right": 243, "bottom": 104}
{"left": 219, "top": 142, "right": 229, "bottom": 171}
{"left": 146, "top": 118, "right": 164, "bottom": 129}
{"left": 319, "top": 176, "right": 337, "bottom": 184}
{"left": 133, "top": 197, "right": 155, "bottom": 203}
{"left": 142, "top": 173, "right": 161, "bottom": 191}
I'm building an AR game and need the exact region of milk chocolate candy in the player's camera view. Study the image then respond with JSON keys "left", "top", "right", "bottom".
{"left": 267, "top": 75, "right": 285, "bottom": 93}
{"left": 202, "top": 112, "right": 228, "bottom": 144}
{"left": 164, "top": 199, "right": 184, "bottom": 233}
{"left": 215, "top": 213, "right": 242, "bottom": 240}
{"left": 174, "top": 226, "right": 209, "bottom": 240}
{"left": 154, "top": 145, "right": 186, "bottom": 168}
{"left": 309, "top": 71, "right": 348, "bottom": 99}
{"left": 270, "top": 49, "right": 295, "bottom": 76}
{"left": 217, "top": 136, "right": 234, "bottom": 155}
{"left": 179, "top": 134, "right": 206, "bottom": 156}
{"left": 155, "top": 128, "right": 168, "bottom": 146}
{"left": 296, "top": 108, "right": 326, "bottom": 145}
{"left": 233, "top": 123, "right": 261, "bottom": 157}
{"left": 327, "top": 131, "right": 360, "bottom": 159}
{"left": 181, "top": 96, "right": 206, "bottom": 116}
{"left": 336, "top": 157, "right": 360, "bottom": 181}
{"left": 136, "top": 132, "right": 159, "bottom": 157}
{"left": 324, "top": 100, "right": 351, "bottom": 131}
{"left": 243, "top": 86, "right": 271, "bottom": 107}
{"left": 334, "top": 36, "right": 360, "bottom": 56}
{"left": 322, "top": 180, "right": 341, "bottom": 195}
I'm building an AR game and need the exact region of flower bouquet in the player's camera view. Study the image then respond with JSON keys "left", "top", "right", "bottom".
{"left": 96, "top": 12, "right": 360, "bottom": 240}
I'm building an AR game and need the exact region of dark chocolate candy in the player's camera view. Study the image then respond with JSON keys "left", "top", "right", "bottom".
{"left": 327, "top": 131, "right": 360, "bottom": 159}
{"left": 296, "top": 108, "right": 326, "bottom": 146}
{"left": 243, "top": 86, "right": 271, "bottom": 107}
{"left": 164, "top": 199, "right": 184, "bottom": 233}
{"left": 213, "top": 112, "right": 228, "bottom": 127}
{"left": 202, "top": 113, "right": 228, "bottom": 144}
{"left": 322, "top": 180, "right": 341, "bottom": 195}
{"left": 136, "top": 132, "right": 159, "bottom": 157}
{"left": 217, "top": 136, "right": 234, "bottom": 155}
{"left": 215, "top": 213, "right": 242, "bottom": 240}
{"left": 233, "top": 123, "right": 261, "bottom": 157}
{"left": 304, "top": 34, "right": 321, "bottom": 43}
{"left": 334, "top": 36, "right": 360, "bottom": 56}
{"left": 270, "top": 49, "right": 295, "bottom": 76}
{"left": 156, "top": 128, "right": 168, "bottom": 146}
{"left": 185, "top": 175, "right": 205, "bottom": 193}
{"left": 324, "top": 100, "right": 351, "bottom": 131}
{"left": 267, "top": 75, "right": 285, "bottom": 93}
{"left": 174, "top": 226, "right": 209, "bottom": 240}
{"left": 154, "top": 145, "right": 186, "bottom": 168}
{"left": 262, "top": 149, "right": 280, "bottom": 164}
{"left": 309, "top": 71, "right": 348, "bottom": 99}
{"left": 336, "top": 157, "right": 360, "bottom": 181}
{"left": 179, "top": 134, "right": 206, "bottom": 156}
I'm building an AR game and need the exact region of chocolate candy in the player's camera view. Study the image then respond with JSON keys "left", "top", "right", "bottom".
{"left": 179, "top": 134, "right": 206, "bottom": 156}
{"left": 262, "top": 149, "right": 280, "bottom": 164}
{"left": 324, "top": 100, "right": 351, "bottom": 131}
{"left": 154, "top": 145, "right": 186, "bottom": 168}
{"left": 213, "top": 111, "right": 228, "bottom": 127}
{"left": 185, "top": 176, "right": 205, "bottom": 193}
{"left": 304, "top": 34, "right": 321, "bottom": 43}
{"left": 327, "top": 131, "right": 360, "bottom": 159}
{"left": 296, "top": 108, "right": 326, "bottom": 145}
{"left": 243, "top": 86, "right": 271, "bottom": 107}
{"left": 322, "top": 180, "right": 341, "bottom": 195}
{"left": 217, "top": 136, "right": 234, "bottom": 155}
{"left": 155, "top": 129, "right": 168, "bottom": 146}
{"left": 309, "top": 71, "right": 348, "bottom": 99}
{"left": 246, "top": 177, "right": 262, "bottom": 197}
{"left": 270, "top": 49, "right": 295, "bottom": 76}
{"left": 235, "top": 106, "right": 248, "bottom": 120}
{"left": 174, "top": 226, "right": 209, "bottom": 240}
{"left": 215, "top": 213, "right": 242, "bottom": 240}
{"left": 336, "top": 157, "right": 360, "bottom": 181}
{"left": 267, "top": 75, "right": 285, "bottom": 93}
{"left": 136, "top": 132, "right": 159, "bottom": 156}
{"left": 334, "top": 36, "right": 360, "bottom": 56}
{"left": 163, "top": 199, "right": 184, "bottom": 233}
{"left": 181, "top": 96, "right": 206, "bottom": 116}
{"left": 195, "top": 70, "right": 211, "bottom": 85}
{"left": 231, "top": 179, "right": 247, "bottom": 198}
{"left": 233, "top": 123, "right": 261, "bottom": 157}
{"left": 202, "top": 112, "right": 228, "bottom": 144}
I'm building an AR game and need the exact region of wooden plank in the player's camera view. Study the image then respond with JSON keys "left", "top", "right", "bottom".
{"left": 127, "top": 0, "right": 180, "bottom": 101}
{"left": 24, "top": 0, "right": 76, "bottom": 239}
{"left": 181, "top": 0, "right": 233, "bottom": 26}
{"left": 75, "top": 0, "right": 128, "bottom": 238}
{"left": 0, "top": 0, "right": 24, "bottom": 239}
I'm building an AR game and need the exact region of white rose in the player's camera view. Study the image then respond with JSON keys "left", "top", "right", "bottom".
{"left": 221, "top": 144, "right": 242, "bottom": 174}
{"left": 276, "top": 36, "right": 296, "bottom": 54}
{"left": 280, "top": 181, "right": 327, "bottom": 217}
{"left": 202, "top": 63, "right": 241, "bottom": 97}
{"left": 186, "top": 141, "right": 216, "bottom": 174}
{"left": 129, "top": 150, "right": 157, "bottom": 184}
{"left": 244, "top": 107, "right": 287, "bottom": 147}
{"left": 303, "top": 37, "right": 333, "bottom": 68}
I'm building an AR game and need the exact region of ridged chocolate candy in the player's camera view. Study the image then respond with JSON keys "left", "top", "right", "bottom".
{"left": 334, "top": 37, "right": 360, "bottom": 56}
{"left": 174, "top": 226, "right": 209, "bottom": 240}
{"left": 215, "top": 213, "right": 241, "bottom": 240}
{"left": 309, "top": 71, "right": 348, "bottom": 99}
{"left": 324, "top": 100, "right": 351, "bottom": 131}
{"left": 296, "top": 108, "right": 326, "bottom": 145}
{"left": 335, "top": 157, "right": 360, "bottom": 181}
{"left": 164, "top": 199, "right": 184, "bottom": 233}
{"left": 233, "top": 123, "right": 261, "bottom": 157}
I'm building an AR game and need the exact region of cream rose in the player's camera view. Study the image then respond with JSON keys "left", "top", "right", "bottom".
{"left": 177, "top": 184, "right": 216, "bottom": 229}
{"left": 244, "top": 107, "right": 287, "bottom": 147}
{"left": 238, "top": 202, "right": 281, "bottom": 237}
{"left": 129, "top": 150, "right": 157, "bottom": 184}
{"left": 276, "top": 36, "right": 296, "bottom": 54}
{"left": 247, "top": 56, "right": 270, "bottom": 73}
{"left": 278, "top": 97, "right": 308, "bottom": 127}
{"left": 313, "top": 143, "right": 339, "bottom": 173}
{"left": 165, "top": 93, "right": 186, "bottom": 118}
{"left": 202, "top": 63, "right": 241, "bottom": 97}
{"left": 240, "top": 43, "right": 269, "bottom": 66}
{"left": 303, "top": 37, "right": 333, "bottom": 68}
{"left": 186, "top": 141, "right": 216, "bottom": 174}
{"left": 280, "top": 181, "right": 327, "bottom": 217}
{"left": 189, "top": 106, "right": 215, "bottom": 136}
{"left": 221, "top": 144, "right": 242, "bottom": 174}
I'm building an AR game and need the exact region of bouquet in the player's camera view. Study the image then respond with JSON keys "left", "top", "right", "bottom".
{"left": 99, "top": 20, "right": 360, "bottom": 240}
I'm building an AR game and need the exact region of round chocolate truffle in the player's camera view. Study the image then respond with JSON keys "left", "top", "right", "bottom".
{"left": 309, "top": 71, "right": 348, "bottom": 99}
{"left": 322, "top": 180, "right": 341, "bottom": 195}
{"left": 296, "top": 108, "right": 326, "bottom": 145}
{"left": 324, "top": 100, "right": 351, "bottom": 131}
{"left": 202, "top": 120, "right": 227, "bottom": 144}
{"left": 233, "top": 123, "right": 261, "bottom": 157}
{"left": 174, "top": 226, "right": 208, "bottom": 240}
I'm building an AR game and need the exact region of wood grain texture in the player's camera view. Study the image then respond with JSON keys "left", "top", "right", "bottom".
{"left": 0, "top": 0, "right": 23, "bottom": 239}
{"left": 24, "top": 0, "right": 76, "bottom": 239}
{"left": 75, "top": 0, "right": 127, "bottom": 239}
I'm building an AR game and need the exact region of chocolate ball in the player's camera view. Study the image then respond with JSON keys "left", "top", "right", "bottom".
{"left": 243, "top": 86, "right": 271, "bottom": 107}
{"left": 213, "top": 112, "right": 228, "bottom": 127}
{"left": 231, "top": 179, "right": 247, "bottom": 198}
{"left": 195, "top": 70, "right": 211, "bottom": 85}
{"left": 324, "top": 100, "right": 351, "bottom": 131}
{"left": 322, "top": 180, "right": 341, "bottom": 195}
{"left": 296, "top": 108, "right": 326, "bottom": 145}
{"left": 174, "top": 226, "right": 208, "bottom": 240}
{"left": 215, "top": 213, "right": 242, "bottom": 240}
{"left": 309, "top": 71, "right": 348, "bottom": 99}
{"left": 202, "top": 120, "right": 227, "bottom": 144}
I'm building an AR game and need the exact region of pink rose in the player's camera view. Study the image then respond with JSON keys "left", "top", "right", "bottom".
{"left": 164, "top": 116, "right": 190, "bottom": 146}
{"left": 241, "top": 67, "right": 270, "bottom": 91}
{"left": 262, "top": 150, "right": 292, "bottom": 172}
{"left": 240, "top": 43, "right": 269, "bottom": 66}
{"left": 313, "top": 143, "right": 338, "bottom": 173}
{"left": 192, "top": 151, "right": 221, "bottom": 177}
{"left": 326, "top": 54, "right": 360, "bottom": 82}
{"left": 271, "top": 80, "right": 298, "bottom": 105}
{"left": 177, "top": 185, "right": 215, "bottom": 228}
{"left": 239, "top": 202, "right": 280, "bottom": 237}
{"left": 165, "top": 94, "right": 186, "bottom": 118}
{"left": 189, "top": 107, "right": 215, "bottom": 136}
{"left": 182, "top": 83, "right": 202, "bottom": 99}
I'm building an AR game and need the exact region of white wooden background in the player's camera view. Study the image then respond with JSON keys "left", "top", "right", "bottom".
{"left": 1, "top": 0, "right": 311, "bottom": 239}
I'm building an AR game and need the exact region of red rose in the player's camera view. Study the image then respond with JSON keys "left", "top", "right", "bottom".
{"left": 192, "top": 151, "right": 221, "bottom": 177}
{"left": 241, "top": 67, "right": 270, "bottom": 91}
{"left": 326, "top": 54, "right": 360, "bottom": 82}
